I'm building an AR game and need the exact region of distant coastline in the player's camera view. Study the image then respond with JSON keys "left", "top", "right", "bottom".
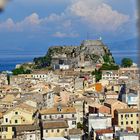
{"left": 0, "top": 51, "right": 45, "bottom": 72}
{"left": 0, "top": 50, "right": 138, "bottom": 72}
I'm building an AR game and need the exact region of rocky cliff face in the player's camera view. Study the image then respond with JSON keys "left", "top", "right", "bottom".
{"left": 33, "top": 40, "right": 115, "bottom": 69}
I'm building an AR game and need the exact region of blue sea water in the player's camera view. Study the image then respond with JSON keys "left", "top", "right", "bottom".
{"left": 0, "top": 50, "right": 138, "bottom": 72}
{"left": 0, "top": 51, "right": 45, "bottom": 72}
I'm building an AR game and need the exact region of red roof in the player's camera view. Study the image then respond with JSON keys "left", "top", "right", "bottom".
{"left": 126, "top": 127, "right": 133, "bottom": 132}
{"left": 96, "top": 129, "right": 113, "bottom": 135}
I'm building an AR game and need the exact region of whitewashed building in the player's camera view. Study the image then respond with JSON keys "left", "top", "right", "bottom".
{"left": 87, "top": 113, "right": 112, "bottom": 132}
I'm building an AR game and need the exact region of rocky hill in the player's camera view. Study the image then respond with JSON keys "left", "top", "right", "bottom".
{"left": 33, "top": 39, "right": 115, "bottom": 69}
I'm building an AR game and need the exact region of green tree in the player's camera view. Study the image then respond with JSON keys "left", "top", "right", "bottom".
{"left": 103, "top": 54, "right": 110, "bottom": 63}
{"left": 12, "top": 67, "right": 31, "bottom": 75}
{"left": 121, "top": 58, "right": 133, "bottom": 67}
{"left": 100, "top": 63, "right": 119, "bottom": 70}
{"left": 77, "top": 122, "right": 83, "bottom": 130}
{"left": 92, "top": 69, "right": 102, "bottom": 82}
{"left": 7, "top": 75, "right": 10, "bottom": 85}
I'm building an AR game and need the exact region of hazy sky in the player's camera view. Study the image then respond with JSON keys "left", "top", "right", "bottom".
{"left": 0, "top": 0, "right": 138, "bottom": 51}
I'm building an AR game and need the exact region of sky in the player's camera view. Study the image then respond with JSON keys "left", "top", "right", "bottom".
{"left": 0, "top": 0, "right": 138, "bottom": 52}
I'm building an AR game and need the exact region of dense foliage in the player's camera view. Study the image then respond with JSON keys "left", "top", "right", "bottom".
{"left": 91, "top": 63, "right": 119, "bottom": 82}
{"left": 103, "top": 54, "right": 115, "bottom": 64}
{"left": 121, "top": 58, "right": 133, "bottom": 67}
{"left": 77, "top": 122, "right": 83, "bottom": 130}
{"left": 12, "top": 67, "right": 31, "bottom": 75}
{"left": 33, "top": 48, "right": 52, "bottom": 69}
{"left": 100, "top": 63, "right": 119, "bottom": 70}
{"left": 92, "top": 69, "right": 102, "bottom": 82}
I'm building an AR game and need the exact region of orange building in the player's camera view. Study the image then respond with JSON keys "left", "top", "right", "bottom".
{"left": 95, "top": 83, "right": 102, "bottom": 92}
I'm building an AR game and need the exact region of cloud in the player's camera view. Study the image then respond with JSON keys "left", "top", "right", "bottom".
{"left": 0, "top": 18, "right": 15, "bottom": 31}
{"left": 69, "top": 0, "right": 129, "bottom": 31}
{"left": 53, "top": 31, "right": 79, "bottom": 38}
{"left": 0, "top": 12, "right": 78, "bottom": 39}
{"left": 0, "top": 13, "right": 43, "bottom": 32}
{"left": 22, "top": 13, "right": 41, "bottom": 25}
{"left": 0, "top": 0, "right": 131, "bottom": 35}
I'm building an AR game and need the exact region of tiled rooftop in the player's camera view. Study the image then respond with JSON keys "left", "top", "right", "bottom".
{"left": 40, "top": 106, "right": 76, "bottom": 115}
{"left": 43, "top": 121, "right": 68, "bottom": 129}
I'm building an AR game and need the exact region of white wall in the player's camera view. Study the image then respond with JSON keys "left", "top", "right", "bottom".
{"left": 120, "top": 135, "right": 139, "bottom": 140}
{"left": 88, "top": 114, "right": 112, "bottom": 132}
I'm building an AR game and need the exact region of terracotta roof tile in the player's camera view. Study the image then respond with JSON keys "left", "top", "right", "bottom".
{"left": 104, "top": 99, "right": 127, "bottom": 106}
{"left": 116, "top": 108, "right": 139, "bottom": 113}
{"left": 43, "top": 121, "right": 68, "bottom": 129}
{"left": 40, "top": 107, "right": 76, "bottom": 115}
{"left": 126, "top": 127, "right": 133, "bottom": 132}
{"left": 96, "top": 129, "right": 113, "bottom": 135}
{"left": 69, "top": 128, "right": 82, "bottom": 135}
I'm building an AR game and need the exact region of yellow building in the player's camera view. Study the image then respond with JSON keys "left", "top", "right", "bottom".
{"left": 43, "top": 121, "right": 68, "bottom": 138}
{"left": 114, "top": 108, "right": 140, "bottom": 133}
{"left": 104, "top": 99, "right": 128, "bottom": 118}
{"left": 0, "top": 103, "right": 37, "bottom": 139}
{"left": 0, "top": 94, "right": 17, "bottom": 109}
{"left": 0, "top": 126, "right": 14, "bottom": 139}
{"left": 3, "top": 103, "right": 37, "bottom": 125}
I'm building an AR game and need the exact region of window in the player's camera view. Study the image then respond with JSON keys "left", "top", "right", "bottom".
{"left": 121, "top": 115, "right": 123, "bottom": 118}
{"left": 72, "top": 114, "right": 75, "bottom": 118}
{"left": 126, "top": 121, "right": 128, "bottom": 125}
{"left": 137, "top": 121, "right": 139, "bottom": 124}
{"left": 51, "top": 129, "right": 54, "bottom": 132}
{"left": 57, "top": 129, "right": 59, "bottom": 133}
{"left": 49, "top": 115, "right": 52, "bottom": 119}
{"left": 121, "top": 122, "right": 123, "bottom": 125}
{"left": 5, "top": 127, "right": 8, "bottom": 132}
{"left": 15, "top": 112, "right": 18, "bottom": 115}
{"left": 65, "top": 129, "right": 67, "bottom": 132}
{"left": 131, "top": 114, "right": 133, "bottom": 117}
{"left": 72, "top": 121, "right": 76, "bottom": 125}
{"left": 136, "top": 114, "right": 139, "bottom": 117}
{"left": 131, "top": 121, "right": 133, "bottom": 124}
{"left": 12, "top": 127, "right": 15, "bottom": 131}
{"left": 5, "top": 118, "right": 8, "bottom": 123}
{"left": 15, "top": 120, "right": 18, "bottom": 124}
{"left": 48, "top": 95, "right": 51, "bottom": 99}
{"left": 46, "top": 130, "right": 48, "bottom": 133}
{"left": 125, "top": 114, "right": 129, "bottom": 118}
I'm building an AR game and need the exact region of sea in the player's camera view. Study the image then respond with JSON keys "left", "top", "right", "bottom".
{"left": 0, "top": 50, "right": 45, "bottom": 72}
{"left": 0, "top": 50, "right": 138, "bottom": 72}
